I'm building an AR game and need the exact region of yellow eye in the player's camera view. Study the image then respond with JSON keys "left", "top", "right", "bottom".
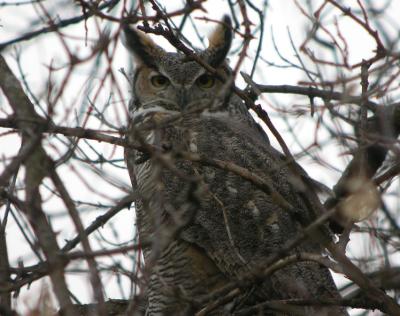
{"left": 150, "top": 75, "right": 169, "bottom": 88}
{"left": 196, "top": 74, "right": 215, "bottom": 88}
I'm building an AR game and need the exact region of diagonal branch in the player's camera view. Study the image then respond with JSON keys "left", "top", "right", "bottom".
{"left": 0, "top": 0, "right": 121, "bottom": 51}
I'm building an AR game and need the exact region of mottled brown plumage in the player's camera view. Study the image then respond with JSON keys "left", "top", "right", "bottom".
{"left": 123, "top": 16, "right": 347, "bottom": 315}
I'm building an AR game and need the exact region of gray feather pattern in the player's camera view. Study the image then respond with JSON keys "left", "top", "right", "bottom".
{"left": 123, "top": 22, "right": 348, "bottom": 315}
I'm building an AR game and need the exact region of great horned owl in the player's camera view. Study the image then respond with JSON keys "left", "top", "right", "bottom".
{"left": 123, "top": 16, "right": 347, "bottom": 316}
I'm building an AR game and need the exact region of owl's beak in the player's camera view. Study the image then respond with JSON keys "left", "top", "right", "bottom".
{"left": 177, "top": 89, "right": 188, "bottom": 111}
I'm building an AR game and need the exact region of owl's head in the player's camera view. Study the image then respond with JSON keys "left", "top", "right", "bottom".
{"left": 123, "top": 16, "right": 233, "bottom": 117}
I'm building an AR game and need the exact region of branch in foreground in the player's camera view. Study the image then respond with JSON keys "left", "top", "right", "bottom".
{"left": 0, "top": 54, "right": 77, "bottom": 316}
{"left": 241, "top": 72, "right": 378, "bottom": 110}
{"left": 0, "top": 0, "right": 120, "bottom": 50}
{"left": 0, "top": 194, "right": 135, "bottom": 294}
{"left": 233, "top": 297, "right": 384, "bottom": 316}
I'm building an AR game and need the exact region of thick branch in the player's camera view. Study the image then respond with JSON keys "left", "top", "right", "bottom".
{"left": 0, "top": 55, "right": 77, "bottom": 316}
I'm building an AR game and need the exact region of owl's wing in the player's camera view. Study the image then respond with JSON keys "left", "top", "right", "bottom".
{"left": 171, "top": 117, "right": 343, "bottom": 308}
{"left": 125, "top": 114, "right": 346, "bottom": 314}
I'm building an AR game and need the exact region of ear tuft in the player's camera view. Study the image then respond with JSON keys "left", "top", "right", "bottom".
{"left": 204, "top": 15, "right": 233, "bottom": 67}
{"left": 208, "top": 15, "right": 232, "bottom": 49}
{"left": 122, "top": 25, "right": 166, "bottom": 68}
